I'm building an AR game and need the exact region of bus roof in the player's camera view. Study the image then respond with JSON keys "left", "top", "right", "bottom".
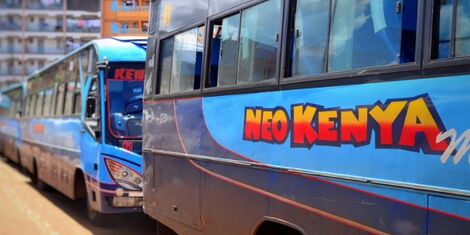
{"left": 26, "top": 37, "right": 147, "bottom": 82}
{"left": 93, "top": 37, "right": 147, "bottom": 62}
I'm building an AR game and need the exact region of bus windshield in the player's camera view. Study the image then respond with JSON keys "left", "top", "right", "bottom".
{"left": 106, "top": 62, "right": 145, "bottom": 139}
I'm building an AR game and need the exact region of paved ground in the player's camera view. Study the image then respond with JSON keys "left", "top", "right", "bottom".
{"left": 0, "top": 156, "right": 155, "bottom": 235}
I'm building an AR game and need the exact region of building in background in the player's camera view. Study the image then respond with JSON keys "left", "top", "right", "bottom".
{"left": 0, "top": 0, "right": 101, "bottom": 87}
{"left": 101, "top": 0, "right": 149, "bottom": 37}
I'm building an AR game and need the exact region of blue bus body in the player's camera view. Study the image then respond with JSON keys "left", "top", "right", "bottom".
{"left": 143, "top": 0, "right": 470, "bottom": 234}
{"left": 0, "top": 83, "right": 25, "bottom": 164}
{"left": 19, "top": 37, "right": 147, "bottom": 223}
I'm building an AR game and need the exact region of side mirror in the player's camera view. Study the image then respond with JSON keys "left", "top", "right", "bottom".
{"left": 86, "top": 97, "right": 96, "bottom": 118}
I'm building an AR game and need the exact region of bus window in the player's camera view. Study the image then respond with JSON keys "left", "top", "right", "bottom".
{"left": 43, "top": 88, "right": 54, "bottom": 116}
{"left": 456, "top": 1, "right": 470, "bottom": 56}
{"left": 207, "top": 0, "right": 281, "bottom": 87}
{"left": 80, "top": 48, "right": 90, "bottom": 76}
{"left": 328, "top": 0, "right": 417, "bottom": 72}
{"left": 64, "top": 81, "right": 76, "bottom": 115}
{"left": 73, "top": 80, "right": 81, "bottom": 114}
{"left": 157, "top": 26, "right": 204, "bottom": 94}
{"left": 157, "top": 38, "right": 174, "bottom": 94}
{"left": 55, "top": 83, "right": 66, "bottom": 115}
{"left": 289, "top": 0, "right": 329, "bottom": 76}
{"left": 238, "top": 0, "right": 281, "bottom": 83}
{"left": 432, "top": 0, "right": 470, "bottom": 59}
{"left": 34, "top": 91, "right": 44, "bottom": 116}
{"left": 208, "top": 14, "right": 240, "bottom": 87}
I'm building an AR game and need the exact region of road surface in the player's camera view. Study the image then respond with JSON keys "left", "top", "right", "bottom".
{"left": 0, "top": 156, "right": 155, "bottom": 235}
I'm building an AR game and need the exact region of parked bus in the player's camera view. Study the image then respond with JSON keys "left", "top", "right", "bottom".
{"left": 0, "top": 83, "right": 24, "bottom": 164}
{"left": 143, "top": 0, "right": 470, "bottom": 234}
{"left": 20, "top": 37, "right": 147, "bottom": 225}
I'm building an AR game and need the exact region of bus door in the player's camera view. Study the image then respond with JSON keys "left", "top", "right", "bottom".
{"left": 80, "top": 74, "right": 102, "bottom": 209}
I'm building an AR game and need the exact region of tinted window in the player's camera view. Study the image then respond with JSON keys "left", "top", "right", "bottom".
{"left": 157, "top": 38, "right": 174, "bottom": 94}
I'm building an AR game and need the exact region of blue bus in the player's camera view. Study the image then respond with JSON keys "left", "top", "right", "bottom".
{"left": 19, "top": 37, "right": 147, "bottom": 225}
{"left": 143, "top": 0, "right": 470, "bottom": 234}
{"left": 0, "top": 83, "right": 24, "bottom": 164}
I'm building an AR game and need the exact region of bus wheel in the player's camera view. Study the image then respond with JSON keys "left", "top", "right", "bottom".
{"left": 31, "top": 160, "right": 49, "bottom": 191}
{"left": 86, "top": 198, "right": 109, "bottom": 226}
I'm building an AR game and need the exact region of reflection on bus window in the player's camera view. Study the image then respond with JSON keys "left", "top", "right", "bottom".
{"left": 170, "top": 27, "right": 204, "bottom": 93}
{"left": 209, "top": 14, "right": 240, "bottom": 87}
{"left": 43, "top": 88, "right": 54, "bottom": 116}
{"left": 432, "top": 0, "right": 470, "bottom": 59}
{"left": 290, "top": 0, "right": 329, "bottom": 76}
{"left": 456, "top": 0, "right": 470, "bottom": 56}
{"left": 108, "top": 80, "right": 143, "bottom": 138}
{"left": 328, "top": 0, "right": 417, "bottom": 72}
{"left": 238, "top": 0, "right": 280, "bottom": 83}
{"left": 158, "top": 38, "right": 174, "bottom": 94}
{"left": 157, "top": 26, "right": 204, "bottom": 94}
{"left": 288, "top": 0, "right": 417, "bottom": 75}
{"left": 207, "top": 0, "right": 281, "bottom": 88}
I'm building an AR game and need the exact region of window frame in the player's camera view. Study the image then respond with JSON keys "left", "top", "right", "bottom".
{"left": 153, "top": 20, "right": 207, "bottom": 100}
{"left": 281, "top": 0, "right": 424, "bottom": 85}
{"left": 423, "top": 0, "right": 470, "bottom": 69}
{"left": 147, "top": 0, "right": 428, "bottom": 101}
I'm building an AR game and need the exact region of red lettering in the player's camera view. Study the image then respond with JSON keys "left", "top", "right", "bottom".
{"left": 318, "top": 110, "right": 338, "bottom": 142}
{"left": 134, "top": 69, "right": 145, "bottom": 80}
{"left": 125, "top": 69, "right": 134, "bottom": 80}
{"left": 272, "top": 109, "right": 289, "bottom": 143}
{"left": 244, "top": 108, "right": 262, "bottom": 141}
{"left": 292, "top": 104, "right": 318, "bottom": 147}
{"left": 114, "top": 68, "right": 125, "bottom": 79}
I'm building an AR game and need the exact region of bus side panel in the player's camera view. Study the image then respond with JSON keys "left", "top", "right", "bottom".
{"left": 428, "top": 196, "right": 470, "bottom": 234}
{"left": 25, "top": 117, "right": 81, "bottom": 199}
{"left": 0, "top": 118, "right": 21, "bottom": 163}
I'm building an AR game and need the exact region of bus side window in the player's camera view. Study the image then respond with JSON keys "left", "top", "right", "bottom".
{"left": 206, "top": 0, "right": 281, "bottom": 87}
{"left": 156, "top": 26, "right": 205, "bottom": 94}
{"left": 73, "top": 79, "right": 81, "bottom": 114}
{"left": 25, "top": 95, "right": 32, "bottom": 117}
{"left": 432, "top": 0, "right": 470, "bottom": 59}
{"left": 64, "top": 81, "right": 76, "bottom": 115}
{"left": 43, "top": 88, "right": 54, "bottom": 116}
{"left": 55, "top": 83, "right": 66, "bottom": 115}
{"left": 85, "top": 78, "right": 100, "bottom": 139}
{"left": 35, "top": 91, "right": 44, "bottom": 116}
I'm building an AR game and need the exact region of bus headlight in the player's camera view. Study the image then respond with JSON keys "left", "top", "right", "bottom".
{"left": 104, "top": 158, "right": 143, "bottom": 191}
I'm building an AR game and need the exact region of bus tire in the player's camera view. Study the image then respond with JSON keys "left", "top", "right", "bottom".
{"left": 36, "top": 177, "right": 49, "bottom": 191}
{"left": 86, "top": 198, "right": 109, "bottom": 226}
{"left": 31, "top": 159, "right": 49, "bottom": 191}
